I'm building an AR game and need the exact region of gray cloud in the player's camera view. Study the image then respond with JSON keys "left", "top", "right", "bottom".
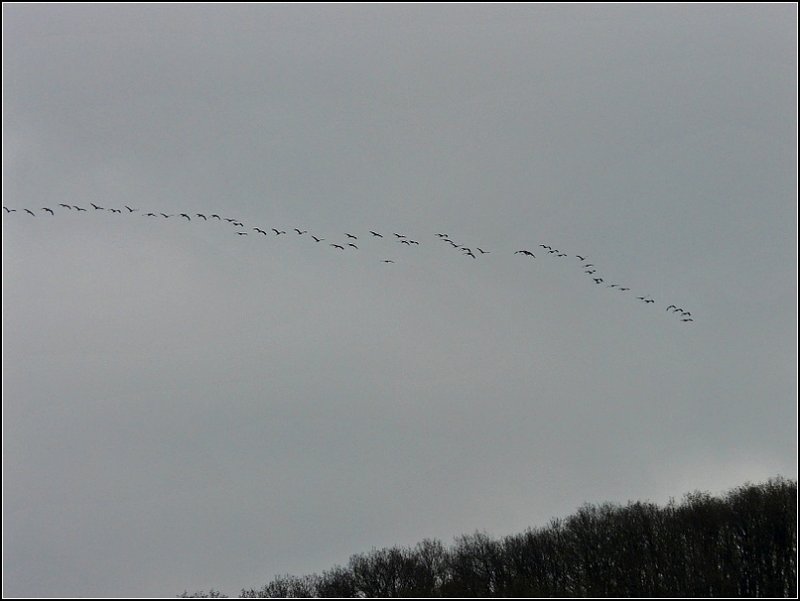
{"left": 3, "top": 4, "right": 797, "bottom": 597}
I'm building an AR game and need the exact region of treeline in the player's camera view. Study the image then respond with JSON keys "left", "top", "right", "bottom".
{"left": 180, "top": 476, "right": 796, "bottom": 598}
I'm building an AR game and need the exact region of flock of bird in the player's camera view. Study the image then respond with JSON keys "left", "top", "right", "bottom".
{"left": 3, "top": 203, "right": 694, "bottom": 323}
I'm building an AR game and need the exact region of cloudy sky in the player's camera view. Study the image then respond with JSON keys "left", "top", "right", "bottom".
{"left": 2, "top": 4, "right": 797, "bottom": 597}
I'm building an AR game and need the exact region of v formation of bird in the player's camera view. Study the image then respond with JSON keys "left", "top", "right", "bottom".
{"left": 3, "top": 204, "right": 694, "bottom": 323}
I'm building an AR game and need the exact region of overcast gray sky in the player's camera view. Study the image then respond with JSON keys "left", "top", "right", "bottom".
{"left": 2, "top": 4, "right": 797, "bottom": 597}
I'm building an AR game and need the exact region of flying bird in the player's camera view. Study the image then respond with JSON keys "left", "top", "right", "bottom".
{"left": 125, "top": 205, "right": 138, "bottom": 212}
{"left": 295, "top": 228, "right": 308, "bottom": 235}
{"left": 24, "top": 209, "right": 36, "bottom": 216}
{"left": 330, "top": 244, "right": 344, "bottom": 250}
{"left": 576, "top": 255, "right": 586, "bottom": 261}
{"left": 58, "top": 204, "right": 72, "bottom": 210}
{"left": 254, "top": 228, "right": 267, "bottom": 235}
{"left": 180, "top": 213, "right": 191, "bottom": 221}
{"left": 160, "top": 213, "right": 172, "bottom": 218}
{"left": 74, "top": 206, "right": 87, "bottom": 211}
{"left": 370, "top": 231, "right": 383, "bottom": 237}
{"left": 2, "top": 206, "right": 16, "bottom": 212}
{"left": 593, "top": 278, "right": 604, "bottom": 284}
{"left": 345, "top": 233, "right": 358, "bottom": 239}
{"left": 91, "top": 203, "right": 104, "bottom": 210}
{"left": 382, "top": 259, "right": 395, "bottom": 263}
{"left": 312, "top": 236, "right": 324, "bottom": 242}
{"left": 41, "top": 207, "right": 54, "bottom": 215}
{"left": 272, "top": 228, "right": 286, "bottom": 235}
{"left": 394, "top": 233, "right": 406, "bottom": 238}
{"left": 515, "top": 250, "right": 535, "bottom": 257}
{"left": 348, "top": 243, "right": 359, "bottom": 249}
{"left": 196, "top": 213, "right": 207, "bottom": 220}
{"left": 477, "top": 248, "right": 489, "bottom": 254}
{"left": 145, "top": 213, "right": 157, "bottom": 217}
{"left": 236, "top": 232, "right": 248, "bottom": 236}
{"left": 211, "top": 214, "right": 221, "bottom": 220}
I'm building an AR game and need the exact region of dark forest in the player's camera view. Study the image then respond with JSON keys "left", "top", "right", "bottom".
{"left": 180, "top": 477, "right": 796, "bottom": 598}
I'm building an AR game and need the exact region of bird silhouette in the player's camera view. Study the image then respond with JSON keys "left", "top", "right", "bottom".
{"left": 91, "top": 203, "right": 104, "bottom": 210}
{"left": 593, "top": 278, "right": 604, "bottom": 284}
{"left": 254, "top": 228, "right": 267, "bottom": 235}
{"left": 515, "top": 250, "right": 535, "bottom": 257}
{"left": 477, "top": 248, "right": 489, "bottom": 254}
{"left": 312, "top": 236, "right": 324, "bottom": 242}
{"left": 196, "top": 213, "right": 207, "bottom": 220}
{"left": 3, "top": 206, "right": 16, "bottom": 212}
{"left": 125, "top": 206, "right": 138, "bottom": 212}
{"left": 180, "top": 213, "right": 191, "bottom": 221}
{"left": 211, "top": 214, "right": 221, "bottom": 220}
{"left": 370, "top": 231, "right": 383, "bottom": 237}
{"left": 145, "top": 213, "right": 157, "bottom": 217}
{"left": 295, "top": 228, "right": 308, "bottom": 235}
{"left": 58, "top": 204, "right": 72, "bottom": 210}
{"left": 576, "top": 255, "right": 587, "bottom": 261}
{"left": 394, "top": 233, "right": 406, "bottom": 238}
{"left": 74, "top": 206, "right": 87, "bottom": 211}
{"left": 272, "top": 229, "right": 286, "bottom": 235}
{"left": 160, "top": 213, "right": 172, "bottom": 218}
{"left": 330, "top": 244, "right": 344, "bottom": 250}
{"left": 345, "top": 233, "right": 357, "bottom": 239}
{"left": 348, "top": 243, "right": 359, "bottom": 249}
{"left": 382, "top": 259, "right": 395, "bottom": 263}
{"left": 236, "top": 232, "right": 248, "bottom": 236}
{"left": 41, "top": 207, "right": 54, "bottom": 215}
{"left": 24, "top": 209, "right": 36, "bottom": 216}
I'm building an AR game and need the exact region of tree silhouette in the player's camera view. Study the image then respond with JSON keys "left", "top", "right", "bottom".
{"left": 178, "top": 476, "right": 796, "bottom": 598}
